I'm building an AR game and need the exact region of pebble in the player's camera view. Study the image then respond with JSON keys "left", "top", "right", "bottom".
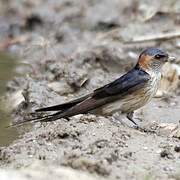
{"left": 143, "top": 147, "right": 148, "bottom": 150}
{"left": 163, "top": 166, "right": 173, "bottom": 172}
{"left": 174, "top": 145, "right": 180, "bottom": 152}
{"left": 160, "top": 149, "right": 174, "bottom": 159}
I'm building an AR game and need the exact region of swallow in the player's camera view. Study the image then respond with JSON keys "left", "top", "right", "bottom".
{"left": 14, "top": 48, "right": 175, "bottom": 127}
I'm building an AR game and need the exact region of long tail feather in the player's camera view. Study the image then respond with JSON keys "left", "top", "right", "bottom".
{"left": 7, "top": 112, "right": 61, "bottom": 128}
{"left": 35, "top": 94, "right": 91, "bottom": 112}
{"left": 8, "top": 93, "right": 107, "bottom": 127}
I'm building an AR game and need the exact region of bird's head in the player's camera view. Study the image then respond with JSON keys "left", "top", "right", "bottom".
{"left": 137, "top": 48, "right": 175, "bottom": 73}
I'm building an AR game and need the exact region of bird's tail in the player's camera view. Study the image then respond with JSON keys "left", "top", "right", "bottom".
{"left": 7, "top": 111, "right": 62, "bottom": 128}
{"left": 9, "top": 94, "right": 92, "bottom": 127}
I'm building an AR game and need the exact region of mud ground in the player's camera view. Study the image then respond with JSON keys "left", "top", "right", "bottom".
{"left": 0, "top": 0, "right": 180, "bottom": 179}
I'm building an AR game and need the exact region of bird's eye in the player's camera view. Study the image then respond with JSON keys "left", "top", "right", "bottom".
{"left": 155, "top": 54, "right": 165, "bottom": 59}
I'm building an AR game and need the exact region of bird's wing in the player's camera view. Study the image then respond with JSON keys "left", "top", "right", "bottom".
{"left": 93, "top": 67, "right": 150, "bottom": 99}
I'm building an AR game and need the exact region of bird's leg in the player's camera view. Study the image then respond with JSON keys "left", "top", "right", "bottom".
{"left": 126, "top": 111, "right": 138, "bottom": 127}
{"left": 126, "top": 112, "right": 156, "bottom": 133}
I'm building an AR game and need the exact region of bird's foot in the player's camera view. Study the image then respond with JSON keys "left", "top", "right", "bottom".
{"left": 127, "top": 112, "right": 146, "bottom": 129}
{"left": 111, "top": 113, "right": 156, "bottom": 134}
{"left": 127, "top": 113, "right": 156, "bottom": 134}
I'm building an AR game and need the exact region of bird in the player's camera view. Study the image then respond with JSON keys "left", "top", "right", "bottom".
{"left": 14, "top": 48, "right": 175, "bottom": 127}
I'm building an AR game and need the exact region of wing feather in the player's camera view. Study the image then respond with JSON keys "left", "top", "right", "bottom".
{"left": 93, "top": 67, "right": 150, "bottom": 99}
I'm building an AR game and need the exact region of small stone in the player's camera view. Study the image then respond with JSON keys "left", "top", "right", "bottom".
{"left": 172, "top": 128, "right": 180, "bottom": 138}
{"left": 160, "top": 149, "right": 174, "bottom": 159}
{"left": 143, "top": 147, "right": 148, "bottom": 150}
{"left": 48, "top": 81, "right": 73, "bottom": 95}
{"left": 7, "top": 90, "right": 24, "bottom": 110}
{"left": 92, "top": 133, "right": 96, "bottom": 136}
{"left": 174, "top": 145, "right": 180, "bottom": 152}
{"left": 156, "top": 149, "right": 162, "bottom": 154}
{"left": 123, "top": 152, "right": 132, "bottom": 159}
{"left": 157, "top": 123, "right": 178, "bottom": 136}
{"left": 163, "top": 166, "right": 173, "bottom": 172}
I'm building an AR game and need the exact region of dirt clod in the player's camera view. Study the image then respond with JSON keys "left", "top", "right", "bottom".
{"left": 160, "top": 149, "right": 174, "bottom": 159}
{"left": 174, "top": 145, "right": 180, "bottom": 152}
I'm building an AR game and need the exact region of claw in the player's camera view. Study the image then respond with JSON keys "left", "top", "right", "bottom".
{"left": 126, "top": 111, "right": 138, "bottom": 126}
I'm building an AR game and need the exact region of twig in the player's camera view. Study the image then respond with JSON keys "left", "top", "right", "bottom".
{"left": 125, "top": 31, "right": 180, "bottom": 43}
